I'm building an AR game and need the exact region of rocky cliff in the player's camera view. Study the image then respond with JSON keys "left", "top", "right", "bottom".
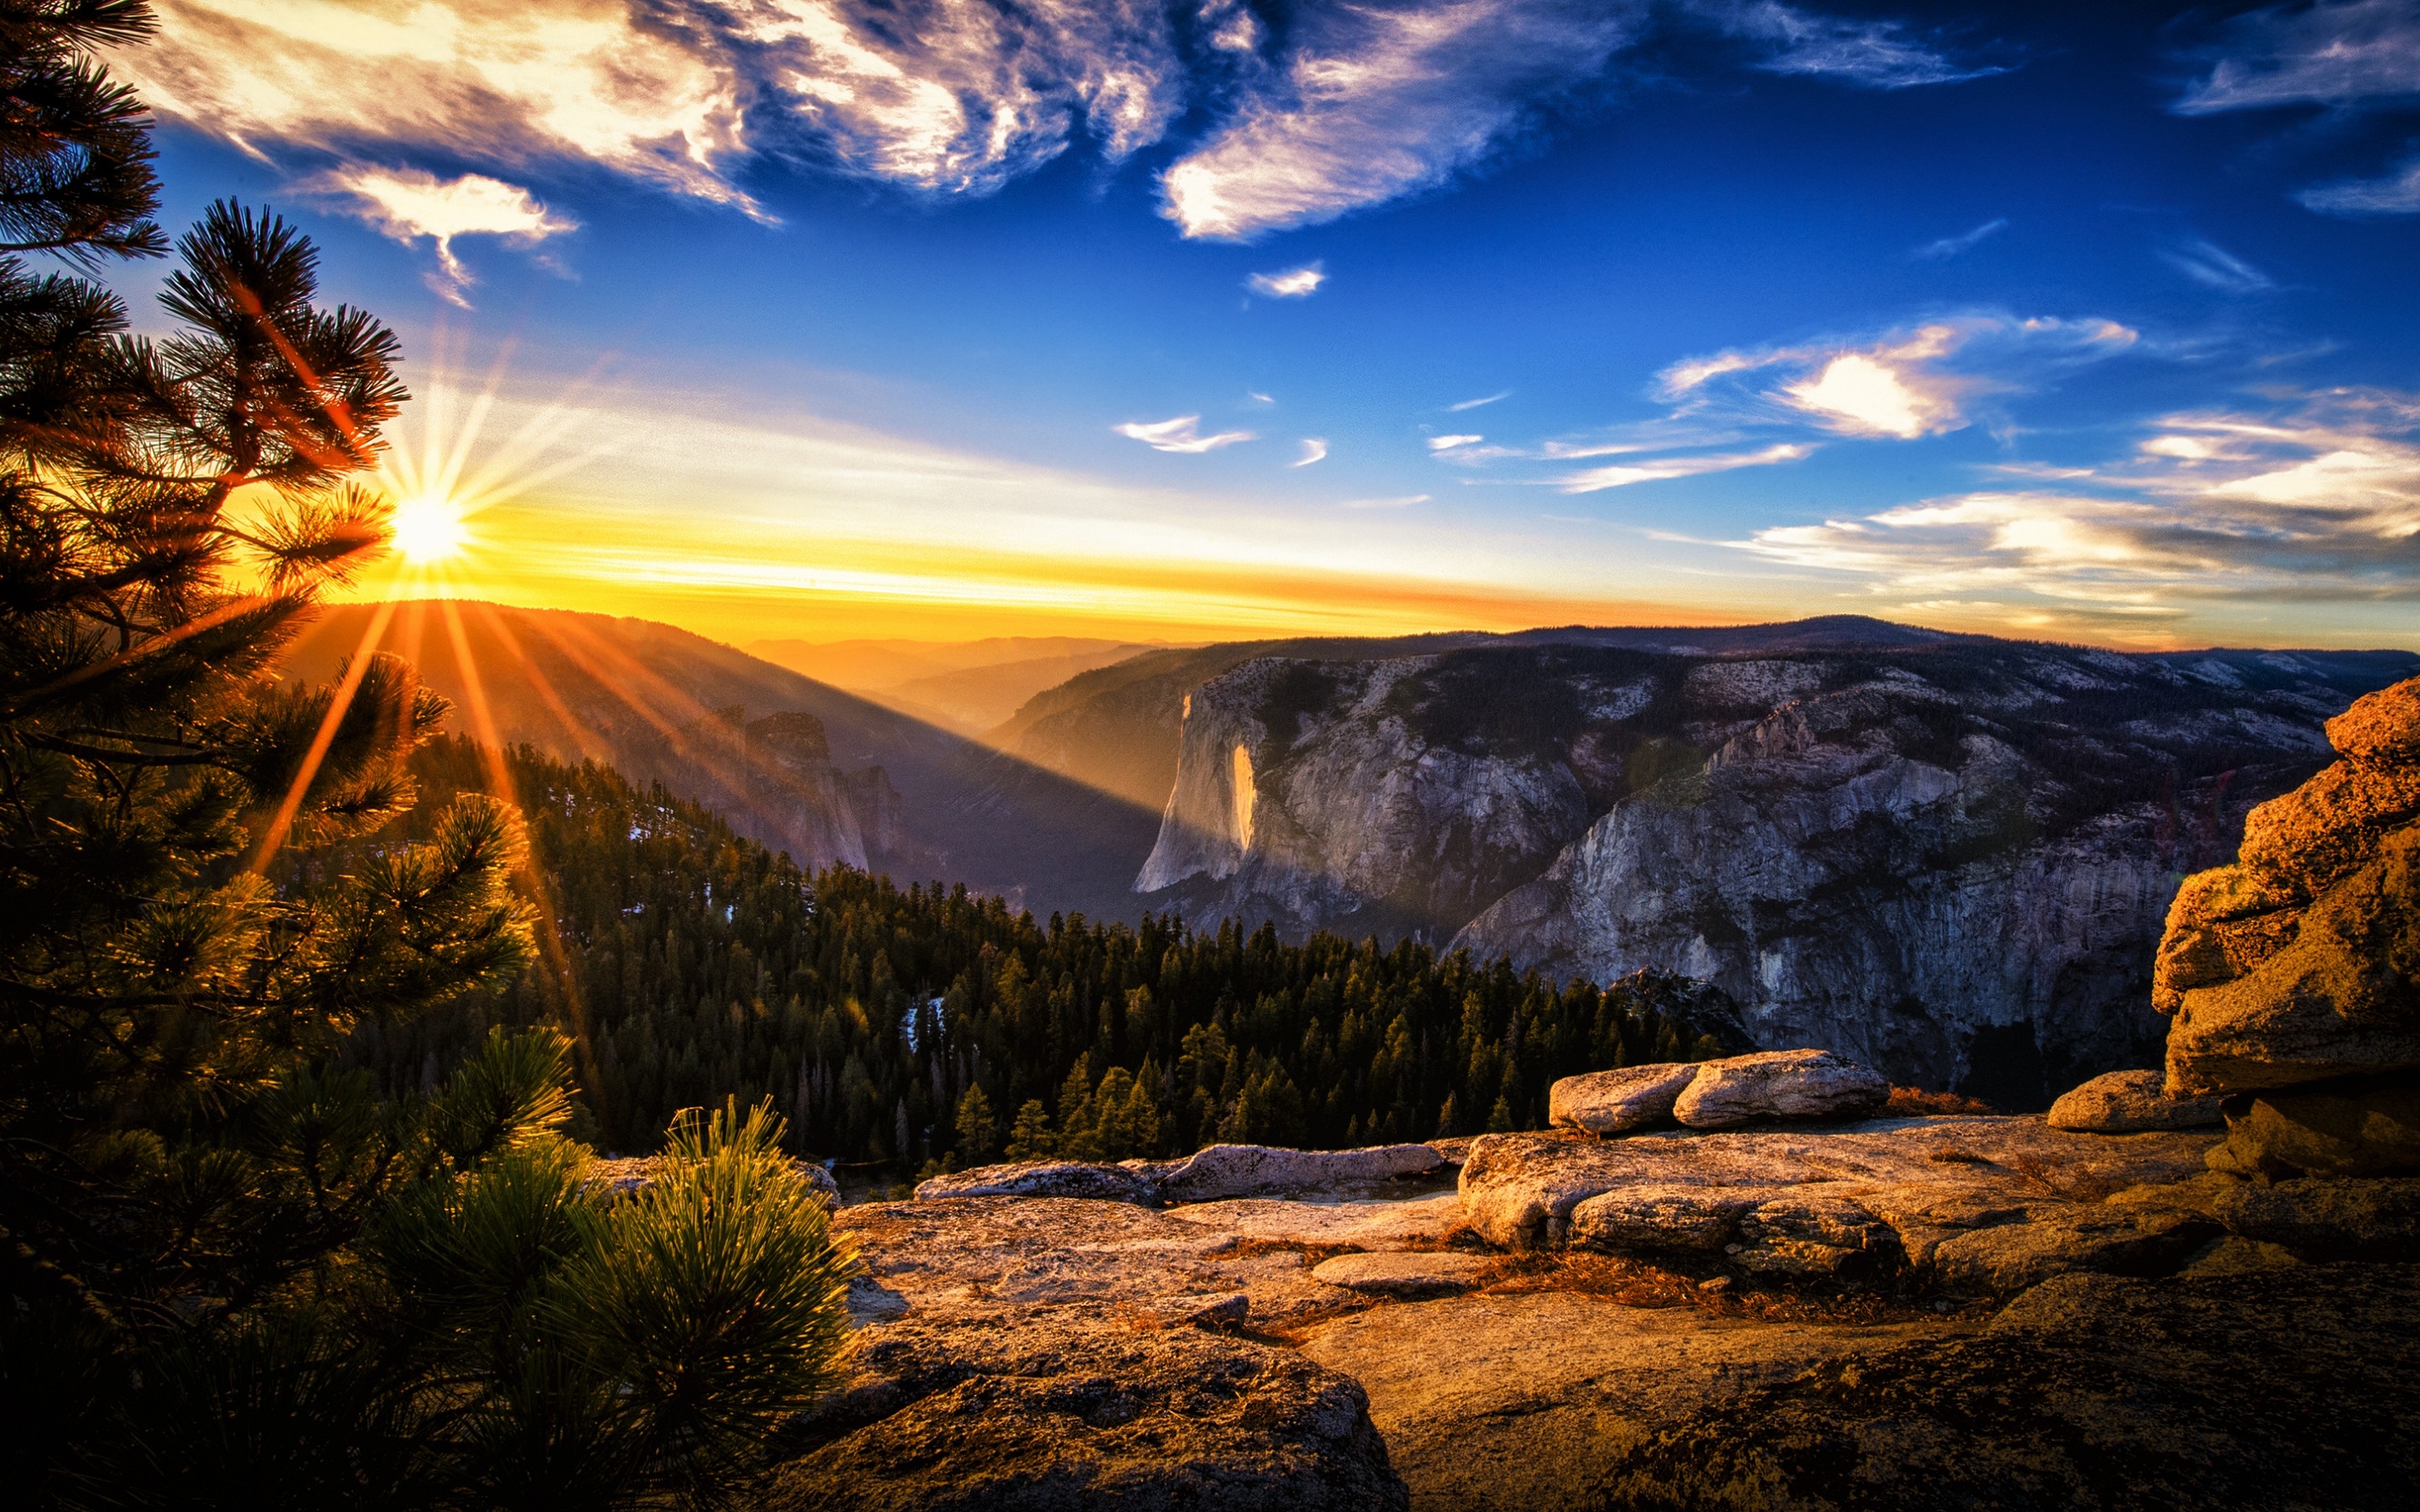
{"left": 1138, "top": 636, "right": 2418, "bottom": 1101}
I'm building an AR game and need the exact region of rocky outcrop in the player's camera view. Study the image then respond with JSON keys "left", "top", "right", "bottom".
{"left": 760, "top": 1306, "right": 1407, "bottom": 1511}
{"left": 1132, "top": 636, "right": 2412, "bottom": 1099}
{"left": 2046, "top": 1068, "right": 2224, "bottom": 1131}
{"left": 1589, "top": 1266, "right": 2420, "bottom": 1512}
{"left": 1310, "top": 1251, "right": 1491, "bottom": 1295}
{"left": 1548, "top": 1051, "right": 1887, "bottom": 1135}
{"left": 2159, "top": 678, "right": 2420, "bottom": 1090}
{"left": 1456, "top": 1120, "right": 2218, "bottom": 1279}
{"left": 913, "top": 1160, "right": 1160, "bottom": 1205}
{"left": 1155, "top": 1142, "right": 1450, "bottom": 1203}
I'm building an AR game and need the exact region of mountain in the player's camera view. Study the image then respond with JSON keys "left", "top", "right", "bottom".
{"left": 280, "top": 601, "right": 1161, "bottom": 920}
{"left": 1124, "top": 631, "right": 2419, "bottom": 1103}
{"left": 745, "top": 635, "right": 1160, "bottom": 733}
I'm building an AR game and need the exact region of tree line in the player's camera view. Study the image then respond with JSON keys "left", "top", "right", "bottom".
{"left": 336, "top": 737, "right": 1745, "bottom": 1178}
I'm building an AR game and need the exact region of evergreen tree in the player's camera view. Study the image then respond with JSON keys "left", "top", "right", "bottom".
{"left": 954, "top": 1084, "right": 998, "bottom": 1163}
{"left": 1003, "top": 1098, "right": 1055, "bottom": 1160}
{"left": 0, "top": 10, "right": 854, "bottom": 1504}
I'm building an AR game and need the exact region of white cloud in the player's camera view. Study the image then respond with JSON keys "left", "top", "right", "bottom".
{"left": 1708, "top": 0, "right": 2007, "bottom": 88}
{"left": 114, "top": 0, "right": 751, "bottom": 202}
{"left": 1449, "top": 390, "right": 1512, "bottom": 410}
{"left": 2175, "top": 0, "right": 2420, "bottom": 113}
{"left": 1659, "top": 315, "right": 2140, "bottom": 440}
{"left": 1428, "top": 433, "right": 1484, "bottom": 450}
{"left": 2300, "top": 154, "right": 2420, "bottom": 214}
{"left": 1158, "top": 0, "right": 1644, "bottom": 240}
{"left": 1912, "top": 217, "right": 2007, "bottom": 259}
{"left": 1341, "top": 493, "right": 1430, "bottom": 509}
{"left": 1115, "top": 415, "right": 1257, "bottom": 453}
{"left": 1558, "top": 442, "right": 1815, "bottom": 492}
{"left": 1292, "top": 438, "right": 1329, "bottom": 466}
{"left": 2162, "top": 238, "right": 2275, "bottom": 294}
{"left": 1247, "top": 263, "right": 1328, "bottom": 297}
{"left": 314, "top": 165, "right": 576, "bottom": 303}
{"left": 1731, "top": 390, "right": 2420, "bottom": 618}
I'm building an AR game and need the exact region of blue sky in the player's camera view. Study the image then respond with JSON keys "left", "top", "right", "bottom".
{"left": 114, "top": 1, "right": 2420, "bottom": 648}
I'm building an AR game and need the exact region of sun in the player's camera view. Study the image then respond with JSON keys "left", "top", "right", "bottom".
{"left": 389, "top": 491, "right": 471, "bottom": 564}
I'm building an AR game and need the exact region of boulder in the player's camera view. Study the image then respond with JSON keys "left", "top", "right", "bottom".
{"left": 2046, "top": 1068, "right": 2224, "bottom": 1132}
{"left": 1548, "top": 1062, "right": 1702, "bottom": 1135}
{"left": 913, "top": 1160, "right": 1160, "bottom": 1205}
{"left": 1308, "top": 1251, "right": 1491, "bottom": 1295}
{"left": 1670, "top": 1048, "right": 1891, "bottom": 1129}
{"left": 759, "top": 1310, "right": 1407, "bottom": 1511}
{"left": 1586, "top": 1267, "right": 2420, "bottom": 1512}
{"left": 2159, "top": 676, "right": 2420, "bottom": 1099}
{"left": 1155, "top": 1142, "right": 1448, "bottom": 1204}
{"left": 2203, "top": 1075, "right": 2420, "bottom": 1179}
{"left": 2214, "top": 1175, "right": 2420, "bottom": 1262}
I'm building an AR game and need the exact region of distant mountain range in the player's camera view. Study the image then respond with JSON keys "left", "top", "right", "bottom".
{"left": 292, "top": 602, "right": 2417, "bottom": 1101}
{"left": 744, "top": 634, "right": 1163, "bottom": 734}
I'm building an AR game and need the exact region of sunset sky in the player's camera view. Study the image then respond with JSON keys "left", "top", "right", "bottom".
{"left": 112, "top": 1, "right": 2420, "bottom": 648}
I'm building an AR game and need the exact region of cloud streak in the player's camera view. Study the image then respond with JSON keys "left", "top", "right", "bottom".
{"left": 315, "top": 165, "right": 576, "bottom": 303}
{"left": 1733, "top": 390, "right": 2420, "bottom": 619}
{"left": 1247, "top": 263, "right": 1327, "bottom": 297}
{"left": 2174, "top": 0, "right": 2420, "bottom": 114}
{"left": 1115, "top": 415, "right": 1256, "bottom": 453}
{"left": 2300, "top": 154, "right": 2420, "bottom": 214}
{"left": 1912, "top": 217, "right": 2007, "bottom": 259}
{"left": 1292, "top": 438, "right": 1329, "bottom": 466}
{"left": 1709, "top": 0, "right": 2009, "bottom": 88}
{"left": 2162, "top": 238, "right": 2274, "bottom": 294}
{"left": 1558, "top": 442, "right": 1815, "bottom": 492}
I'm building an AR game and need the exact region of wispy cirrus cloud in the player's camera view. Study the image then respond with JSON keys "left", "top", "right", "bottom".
{"left": 313, "top": 165, "right": 576, "bottom": 303}
{"left": 1428, "top": 433, "right": 1485, "bottom": 451}
{"left": 1733, "top": 389, "right": 2420, "bottom": 622}
{"left": 1247, "top": 263, "right": 1327, "bottom": 297}
{"left": 1707, "top": 0, "right": 2011, "bottom": 89}
{"left": 1115, "top": 415, "right": 1256, "bottom": 453}
{"left": 1912, "top": 217, "right": 2007, "bottom": 259}
{"left": 2173, "top": 0, "right": 2420, "bottom": 114}
{"left": 1449, "top": 391, "right": 1512, "bottom": 411}
{"left": 1659, "top": 315, "right": 2139, "bottom": 439}
{"left": 1292, "top": 438, "right": 1329, "bottom": 466}
{"left": 2162, "top": 237, "right": 2275, "bottom": 294}
{"left": 1341, "top": 493, "right": 1432, "bottom": 509}
{"left": 1558, "top": 441, "right": 1816, "bottom": 492}
{"left": 1159, "top": 0, "right": 1644, "bottom": 241}
{"left": 124, "top": 0, "right": 2014, "bottom": 244}
{"left": 2300, "top": 153, "right": 2420, "bottom": 213}
{"left": 113, "top": 0, "right": 751, "bottom": 202}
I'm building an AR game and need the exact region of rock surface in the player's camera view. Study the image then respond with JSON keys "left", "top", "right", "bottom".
{"left": 760, "top": 1308, "right": 1406, "bottom": 1510}
{"left": 1156, "top": 1142, "right": 1449, "bottom": 1203}
{"left": 2046, "top": 1067, "right": 2224, "bottom": 1131}
{"left": 1548, "top": 1062, "right": 1702, "bottom": 1135}
{"left": 1310, "top": 1251, "right": 1491, "bottom": 1295}
{"left": 913, "top": 1159, "right": 1160, "bottom": 1205}
{"left": 1458, "top": 1120, "right": 2218, "bottom": 1284}
{"left": 1161, "top": 1193, "right": 1470, "bottom": 1251}
{"left": 1669, "top": 1048, "right": 1891, "bottom": 1128}
{"left": 2159, "top": 675, "right": 2420, "bottom": 1099}
{"left": 1590, "top": 1267, "right": 2420, "bottom": 1511}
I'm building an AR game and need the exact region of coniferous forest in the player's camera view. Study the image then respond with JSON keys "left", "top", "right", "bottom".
{"left": 339, "top": 737, "right": 1744, "bottom": 1178}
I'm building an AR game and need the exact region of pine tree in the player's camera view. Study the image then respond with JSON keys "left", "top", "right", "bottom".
{"left": 1003, "top": 1098, "right": 1055, "bottom": 1161}
{"left": 954, "top": 1084, "right": 998, "bottom": 1163}
{"left": 0, "top": 10, "right": 855, "bottom": 1504}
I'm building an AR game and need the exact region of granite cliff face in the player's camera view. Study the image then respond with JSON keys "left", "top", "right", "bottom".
{"left": 1138, "top": 638, "right": 2418, "bottom": 1100}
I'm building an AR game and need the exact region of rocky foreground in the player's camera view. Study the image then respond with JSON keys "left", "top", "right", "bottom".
{"left": 753, "top": 676, "right": 2420, "bottom": 1510}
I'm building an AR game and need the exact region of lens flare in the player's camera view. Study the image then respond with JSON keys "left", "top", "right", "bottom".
{"left": 390, "top": 491, "right": 470, "bottom": 563}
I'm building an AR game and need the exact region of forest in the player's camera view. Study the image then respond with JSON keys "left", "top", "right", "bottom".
{"left": 329, "top": 737, "right": 1748, "bottom": 1177}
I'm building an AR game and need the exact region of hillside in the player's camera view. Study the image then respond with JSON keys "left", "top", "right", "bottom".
{"left": 281, "top": 601, "right": 1161, "bottom": 920}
